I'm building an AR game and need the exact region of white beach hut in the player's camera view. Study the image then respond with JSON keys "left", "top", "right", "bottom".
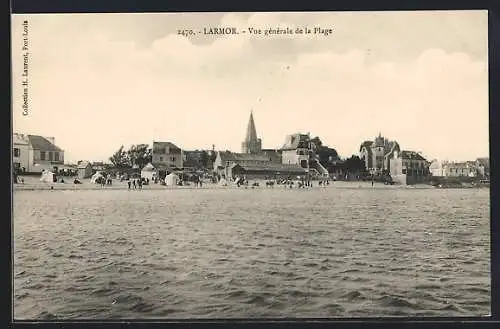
{"left": 141, "top": 163, "right": 156, "bottom": 181}
{"left": 40, "top": 170, "right": 55, "bottom": 183}
{"left": 90, "top": 171, "right": 105, "bottom": 184}
{"left": 165, "top": 173, "right": 179, "bottom": 186}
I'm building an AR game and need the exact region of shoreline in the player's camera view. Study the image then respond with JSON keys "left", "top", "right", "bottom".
{"left": 13, "top": 178, "right": 442, "bottom": 192}
{"left": 12, "top": 176, "right": 488, "bottom": 192}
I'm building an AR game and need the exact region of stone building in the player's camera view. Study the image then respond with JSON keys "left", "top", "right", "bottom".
{"left": 475, "top": 157, "right": 490, "bottom": 178}
{"left": 152, "top": 141, "right": 183, "bottom": 169}
{"left": 390, "top": 150, "right": 430, "bottom": 185}
{"left": 280, "top": 133, "right": 330, "bottom": 177}
{"left": 182, "top": 150, "right": 213, "bottom": 170}
{"left": 359, "top": 133, "right": 400, "bottom": 174}
{"left": 281, "top": 133, "right": 311, "bottom": 169}
{"left": 213, "top": 151, "right": 274, "bottom": 179}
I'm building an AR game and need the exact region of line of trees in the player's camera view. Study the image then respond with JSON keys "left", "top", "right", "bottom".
{"left": 108, "top": 145, "right": 216, "bottom": 170}
{"left": 310, "top": 136, "right": 367, "bottom": 173}
{"left": 109, "top": 144, "right": 152, "bottom": 169}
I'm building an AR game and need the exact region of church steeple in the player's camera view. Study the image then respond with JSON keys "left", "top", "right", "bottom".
{"left": 245, "top": 110, "right": 258, "bottom": 143}
{"left": 241, "top": 110, "right": 262, "bottom": 154}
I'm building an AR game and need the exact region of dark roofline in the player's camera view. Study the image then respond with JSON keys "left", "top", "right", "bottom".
{"left": 233, "top": 164, "right": 308, "bottom": 173}
{"left": 27, "top": 135, "right": 63, "bottom": 152}
{"left": 359, "top": 141, "right": 373, "bottom": 152}
{"left": 152, "top": 141, "right": 181, "bottom": 150}
{"left": 399, "top": 150, "right": 428, "bottom": 161}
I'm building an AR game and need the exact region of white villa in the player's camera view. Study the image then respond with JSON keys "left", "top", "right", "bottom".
{"left": 13, "top": 133, "right": 65, "bottom": 173}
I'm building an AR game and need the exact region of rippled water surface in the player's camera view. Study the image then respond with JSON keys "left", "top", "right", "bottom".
{"left": 13, "top": 187, "right": 490, "bottom": 319}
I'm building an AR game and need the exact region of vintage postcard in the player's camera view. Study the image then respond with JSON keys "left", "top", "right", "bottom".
{"left": 11, "top": 11, "right": 490, "bottom": 320}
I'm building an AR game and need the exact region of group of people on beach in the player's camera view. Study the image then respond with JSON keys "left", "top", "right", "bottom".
{"left": 232, "top": 175, "right": 332, "bottom": 189}
{"left": 127, "top": 177, "right": 155, "bottom": 189}
{"left": 127, "top": 178, "right": 145, "bottom": 190}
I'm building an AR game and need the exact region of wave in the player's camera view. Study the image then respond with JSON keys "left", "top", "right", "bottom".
{"left": 440, "top": 303, "right": 465, "bottom": 313}
{"left": 37, "top": 311, "right": 58, "bottom": 320}
{"left": 15, "top": 292, "right": 30, "bottom": 300}
{"left": 130, "top": 301, "right": 157, "bottom": 313}
{"left": 90, "top": 287, "right": 116, "bottom": 297}
{"left": 415, "top": 283, "right": 442, "bottom": 290}
{"left": 378, "top": 295, "right": 423, "bottom": 310}
{"left": 341, "top": 290, "right": 366, "bottom": 301}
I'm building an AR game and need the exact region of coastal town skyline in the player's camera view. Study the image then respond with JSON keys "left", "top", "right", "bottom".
{"left": 12, "top": 11, "right": 488, "bottom": 163}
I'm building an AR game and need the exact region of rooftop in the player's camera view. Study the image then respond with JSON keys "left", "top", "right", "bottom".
{"left": 399, "top": 150, "right": 427, "bottom": 161}
{"left": 218, "top": 151, "right": 271, "bottom": 162}
{"left": 152, "top": 141, "right": 181, "bottom": 150}
{"left": 77, "top": 161, "right": 91, "bottom": 169}
{"left": 232, "top": 163, "right": 308, "bottom": 173}
{"left": 28, "top": 135, "right": 63, "bottom": 152}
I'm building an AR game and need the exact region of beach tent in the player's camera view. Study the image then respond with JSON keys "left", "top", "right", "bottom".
{"left": 141, "top": 163, "right": 156, "bottom": 181}
{"left": 40, "top": 170, "right": 55, "bottom": 183}
{"left": 90, "top": 171, "right": 105, "bottom": 184}
{"left": 165, "top": 173, "right": 179, "bottom": 186}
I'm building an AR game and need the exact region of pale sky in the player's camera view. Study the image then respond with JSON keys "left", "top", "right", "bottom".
{"left": 11, "top": 11, "right": 488, "bottom": 163}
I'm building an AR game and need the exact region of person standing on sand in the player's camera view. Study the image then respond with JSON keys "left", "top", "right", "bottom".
{"left": 133, "top": 179, "right": 137, "bottom": 189}
{"left": 128, "top": 180, "right": 131, "bottom": 190}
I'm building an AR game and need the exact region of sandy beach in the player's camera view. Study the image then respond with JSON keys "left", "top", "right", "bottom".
{"left": 13, "top": 175, "right": 437, "bottom": 191}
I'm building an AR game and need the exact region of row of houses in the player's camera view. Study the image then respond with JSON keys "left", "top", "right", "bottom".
{"left": 358, "top": 133, "right": 490, "bottom": 184}
{"left": 12, "top": 133, "right": 213, "bottom": 175}
{"left": 13, "top": 119, "right": 489, "bottom": 185}
{"left": 429, "top": 158, "right": 490, "bottom": 178}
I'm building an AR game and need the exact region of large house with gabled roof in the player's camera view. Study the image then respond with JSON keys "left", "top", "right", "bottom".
{"left": 151, "top": 141, "right": 183, "bottom": 169}
{"left": 359, "top": 133, "right": 400, "bottom": 174}
{"left": 389, "top": 150, "right": 431, "bottom": 185}
{"left": 13, "top": 133, "right": 65, "bottom": 173}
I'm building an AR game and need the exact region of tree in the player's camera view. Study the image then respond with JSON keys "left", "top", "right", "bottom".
{"left": 126, "top": 144, "right": 152, "bottom": 169}
{"left": 309, "top": 136, "right": 339, "bottom": 166}
{"left": 200, "top": 150, "right": 210, "bottom": 168}
{"left": 343, "top": 155, "right": 366, "bottom": 173}
{"left": 209, "top": 150, "right": 217, "bottom": 164}
{"left": 317, "top": 147, "right": 340, "bottom": 166}
{"left": 310, "top": 136, "right": 323, "bottom": 149}
{"left": 109, "top": 145, "right": 129, "bottom": 168}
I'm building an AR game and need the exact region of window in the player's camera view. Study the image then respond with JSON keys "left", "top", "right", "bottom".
{"left": 49, "top": 152, "right": 53, "bottom": 161}
{"left": 171, "top": 156, "right": 176, "bottom": 162}
{"left": 13, "top": 148, "right": 20, "bottom": 157}
{"left": 159, "top": 156, "right": 163, "bottom": 162}
{"left": 40, "top": 151, "right": 46, "bottom": 160}
{"left": 55, "top": 152, "right": 59, "bottom": 161}
{"left": 402, "top": 168, "right": 407, "bottom": 174}
{"left": 153, "top": 147, "right": 166, "bottom": 154}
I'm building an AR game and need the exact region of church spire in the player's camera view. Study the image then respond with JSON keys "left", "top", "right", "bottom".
{"left": 245, "top": 110, "right": 258, "bottom": 143}
{"left": 241, "top": 110, "right": 262, "bottom": 154}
